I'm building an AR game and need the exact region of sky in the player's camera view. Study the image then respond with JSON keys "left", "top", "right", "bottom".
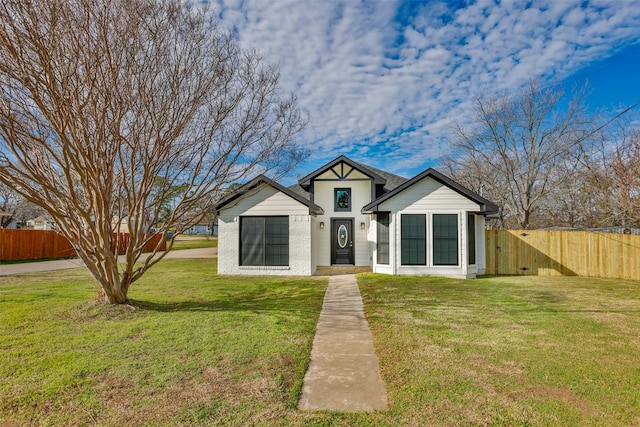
{"left": 211, "top": 0, "right": 640, "bottom": 182}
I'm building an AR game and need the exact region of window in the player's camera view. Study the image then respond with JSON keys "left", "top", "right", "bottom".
{"left": 240, "top": 216, "right": 288, "bottom": 266}
{"left": 376, "top": 213, "right": 390, "bottom": 265}
{"left": 334, "top": 188, "right": 351, "bottom": 211}
{"left": 401, "top": 214, "right": 426, "bottom": 265}
{"left": 467, "top": 214, "right": 476, "bottom": 265}
{"left": 433, "top": 214, "right": 458, "bottom": 265}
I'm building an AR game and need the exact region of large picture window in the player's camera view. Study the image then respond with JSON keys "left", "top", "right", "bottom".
{"left": 240, "top": 216, "right": 289, "bottom": 266}
{"left": 334, "top": 188, "right": 351, "bottom": 211}
{"left": 376, "top": 213, "right": 390, "bottom": 265}
{"left": 433, "top": 214, "right": 458, "bottom": 265}
{"left": 401, "top": 214, "right": 426, "bottom": 265}
{"left": 467, "top": 214, "right": 476, "bottom": 265}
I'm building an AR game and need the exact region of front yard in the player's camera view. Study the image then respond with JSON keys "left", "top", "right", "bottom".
{"left": 1, "top": 261, "right": 638, "bottom": 426}
{"left": 359, "top": 274, "right": 640, "bottom": 426}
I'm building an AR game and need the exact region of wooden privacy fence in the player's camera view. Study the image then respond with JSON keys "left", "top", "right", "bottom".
{"left": 486, "top": 229, "right": 640, "bottom": 281}
{"left": 0, "top": 229, "right": 166, "bottom": 261}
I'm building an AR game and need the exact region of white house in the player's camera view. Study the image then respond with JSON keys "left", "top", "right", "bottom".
{"left": 26, "top": 214, "right": 56, "bottom": 230}
{"left": 185, "top": 224, "right": 212, "bottom": 235}
{"left": 213, "top": 155, "right": 498, "bottom": 278}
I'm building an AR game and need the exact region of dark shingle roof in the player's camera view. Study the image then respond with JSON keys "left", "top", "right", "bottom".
{"left": 218, "top": 156, "right": 498, "bottom": 216}
{"left": 351, "top": 161, "right": 408, "bottom": 193}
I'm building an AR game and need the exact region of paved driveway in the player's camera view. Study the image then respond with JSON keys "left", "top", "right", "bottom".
{"left": 0, "top": 247, "right": 217, "bottom": 277}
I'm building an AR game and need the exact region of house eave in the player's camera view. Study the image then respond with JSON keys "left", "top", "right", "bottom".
{"left": 297, "top": 155, "right": 387, "bottom": 188}
{"left": 212, "top": 175, "right": 324, "bottom": 216}
{"left": 362, "top": 168, "right": 500, "bottom": 214}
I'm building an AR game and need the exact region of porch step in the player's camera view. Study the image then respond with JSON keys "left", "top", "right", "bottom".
{"left": 314, "top": 266, "right": 372, "bottom": 276}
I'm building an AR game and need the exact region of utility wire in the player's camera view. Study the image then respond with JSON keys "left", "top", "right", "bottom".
{"left": 587, "top": 99, "right": 640, "bottom": 139}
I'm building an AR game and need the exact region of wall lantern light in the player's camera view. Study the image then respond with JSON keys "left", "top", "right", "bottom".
{"left": 360, "top": 222, "right": 366, "bottom": 229}
{"left": 319, "top": 222, "right": 324, "bottom": 229}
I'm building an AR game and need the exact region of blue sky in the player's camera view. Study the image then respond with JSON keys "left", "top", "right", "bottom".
{"left": 212, "top": 0, "right": 640, "bottom": 182}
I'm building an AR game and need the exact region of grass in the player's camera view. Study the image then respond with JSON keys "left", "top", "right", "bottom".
{"left": 0, "top": 259, "right": 327, "bottom": 426}
{"left": 358, "top": 274, "right": 640, "bottom": 426}
{"left": 171, "top": 237, "right": 218, "bottom": 250}
{"left": 2, "top": 265, "right": 639, "bottom": 426}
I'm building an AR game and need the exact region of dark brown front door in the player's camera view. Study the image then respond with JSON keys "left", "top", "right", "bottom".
{"left": 331, "top": 219, "right": 354, "bottom": 265}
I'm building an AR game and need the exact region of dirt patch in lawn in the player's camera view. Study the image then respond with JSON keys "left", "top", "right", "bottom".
{"left": 90, "top": 368, "right": 282, "bottom": 425}
{"left": 513, "top": 386, "right": 596, "bottom": 416}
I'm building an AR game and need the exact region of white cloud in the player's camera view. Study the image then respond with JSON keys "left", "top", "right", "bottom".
{"left": 210, "top": 0, "right": 640, "bottom": 178}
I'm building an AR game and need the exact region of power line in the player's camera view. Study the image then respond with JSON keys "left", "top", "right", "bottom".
{"left": 588, "top": 99, "right": 640, "bottom": 138}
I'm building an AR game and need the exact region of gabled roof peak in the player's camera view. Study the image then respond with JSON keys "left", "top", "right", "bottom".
{"left": 213, "top": 174, "right": 323, "bottom": 215}
{"left": 297, "top": 155, "right": 387, "bottom": 188}
{"left": 362, "top": 167, "right": 499, "bottom": 215}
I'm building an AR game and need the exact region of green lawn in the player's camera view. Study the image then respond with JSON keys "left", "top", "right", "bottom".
{"left": 1, "top": 265, "right": 639, "bottom": 426}
{"left": 0, "top": 260, "right": 327, "bottom": 426}
{"left": 171, "top": 237, "right": 218, "bottom": 250}
{"left": 358, "top": 274, "right": 640, "bottom": 426}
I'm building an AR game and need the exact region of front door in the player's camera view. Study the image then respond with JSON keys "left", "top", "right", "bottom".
{"left": 331, "top": 219, "right": 354, "bottom": 265}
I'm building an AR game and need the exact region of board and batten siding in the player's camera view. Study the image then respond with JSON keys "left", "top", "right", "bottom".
{"left": 375, "top": 176, "right": 484, "bottom": 278}
{"left": 313, "top": 177, "right": 372, "bottom": 267}
{"left": 217, "top": 184, "right": 314, "bottom": 276}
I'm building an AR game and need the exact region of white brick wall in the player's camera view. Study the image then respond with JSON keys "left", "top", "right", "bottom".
{"left": 217, "top": 184, "right": 314, "bottom": 276}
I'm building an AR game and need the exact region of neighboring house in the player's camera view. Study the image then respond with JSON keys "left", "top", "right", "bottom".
{"left": 185, "top": 224, "right": 212, "bottom": 235}
{"left": 5, "top": 219, "right": 21, "bottom": 229}
{"left": 26, "top": 214, "right": 56, "bottom": 230}
{"left": 0, "top": 210, "right": 12, "bottom": 228}
{"left": 112, "top": 216, "right": 130, "bottom": 234}
{"left": 213, "top": 155, "right": 498, "bottom": 278}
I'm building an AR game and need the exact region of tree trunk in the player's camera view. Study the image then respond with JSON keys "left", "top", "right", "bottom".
{"left": 100, "top": 286, "right": 130, "bottom": 304}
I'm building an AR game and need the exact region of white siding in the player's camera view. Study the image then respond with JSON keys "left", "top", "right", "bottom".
{"left": 313, "top": 179, "right": 372, "bottom": 266}
{"left": 373, "top": 176, "right": 485, "bottom": 279}
{"left": 217, "top": 184, "right": 313, "bottom": 276}
{"left": 378, "top": 177, "right": 481, "bottom": 213}
{"left": 222, "top": 185, "right": 309, "bottom": 217}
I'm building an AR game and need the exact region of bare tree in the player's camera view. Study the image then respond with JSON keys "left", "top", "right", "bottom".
{"left": 607, "top": 124, "right": 640, "bottom": 227}
{"left": 0, "top": 181, "right": 19, "bottom": 227}
{"left": 579, "top": 114, "right": 640, "bottom": 228}
{"left": 0, "top": 182, "right": 45, "bottom": 227}
{"left": 0, "top": 0, "right": 307, "bottom": 304}
{"left": 445, "top": 78, "right": 595, "bottom": 229}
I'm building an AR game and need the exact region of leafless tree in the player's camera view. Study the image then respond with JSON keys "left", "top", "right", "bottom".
{"left": 0, "top": 181, "right": 19, "bottom": 227}
{"left": 0, "top": 182, "right": 45, "bottom": 227}
{"left": 0, "top": 0, "right": 307, "bottom": 304}
{"left": 578, "top": 114, "right": 640, "bottom": 228}
{"left": 445, "top": 78, "right": 595, "bottom": 229}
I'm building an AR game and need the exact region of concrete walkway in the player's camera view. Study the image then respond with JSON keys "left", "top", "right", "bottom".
{"left": 298, "top": 274, "right": 388, "bottom": 412}
{"left": 0, "top": 247, "right": 217, "bottom": 276}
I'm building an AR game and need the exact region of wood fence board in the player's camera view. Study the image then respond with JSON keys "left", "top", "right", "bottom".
{"left": 486, "top": 229, "right": 640, "bottom": 281}
{"left": 0, "top": 229, "right": 165, "bottom": 261}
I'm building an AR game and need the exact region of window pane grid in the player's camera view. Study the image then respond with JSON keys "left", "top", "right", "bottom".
{"left": 468, "top": 214, "right": 476, "bottom": 265}
{"left": 433, "top": 214, "right": 458, "bottom": 265}
{"left": 240, "top": 217, "right": 289, "bottom": 266}
{"left": 334, "top": 188, "right": 351, "bottom": 211}
{"left": 401, "top": 214, "right": 426, "bottom": 265}
{"left": 265, "top": 217, "right": 289, "bottom": 266}
{"left": 377, "top": 213, "right": 390, "bottom": 265}
{"left": 240, "top": 217, "right": 264, "bottom": 266}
